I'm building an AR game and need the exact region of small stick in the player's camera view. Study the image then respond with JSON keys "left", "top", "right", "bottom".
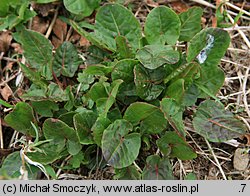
{"left": 225, "top": 2, "right": 250, "bottom": 17}
{"left": 45, "top": 6, "right": 59, "bottom": 39}
{"left": 242, "top": 67, "right": 250, "bottom": 118}
{"left": 0, "top": 118, "right": 3, "bottom": 149}
{"left": 190, "top": 0, "right": 250, "bottom": 21}
{"left": 227, "top": 13, "right": 250, "bottom": 48}
{"left": 205, "top": 138, "right": 227, "bottom": 180}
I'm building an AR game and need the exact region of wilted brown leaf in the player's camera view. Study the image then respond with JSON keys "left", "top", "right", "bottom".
{"left": 0, "top": 31, "right": 12, "bottom": 53}
{"left": 53, "top": 18, "right": 67, "bottom": 42}
{"left": 31, "top": 3, "right": 56, "bottom": 17}
{"left": 79, "top": 36, "right": 90, "bottom": 47}
{"left": 31, "top": 16, "right": 49, "bottom": 34}
{"left": 233, "top": 148, "right": 249, "bottom": 171}
{"left": 170, "top": 1, "right": 189, "bottom": 13}
{"left": 145, "top": 0, "right": 159, "bottom": 8}
{"left": 0, "top": 85, "right": 13, "bottom": 101}
{"left": 11, "top": 43, "right": 23, "bottom": 54}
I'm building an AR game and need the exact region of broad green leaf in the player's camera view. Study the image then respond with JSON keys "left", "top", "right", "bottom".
{"left": 53, "top": 41, "right": 81, "bottom": 77}
{"left": 179, "top": 7, "right": 203, "bottom": 41}
{"left": 165, "top": 79, "right": 185, "bottom": 104}
{"left": 156, "top": 132, "right": 197, "bottom": 160}
{"left": 94, "top": 4, "right": 142, "bottom": 51}
{"left": 84, "top": 64, "right": 113, "bottom": 76}
{"left": 193, "top": 100, "right": 247, "bottom": 142}
{"left": 116, "top": 82, "right": 138, "bottom": 105}
{"left": 73, "top": 110, "right": 98, "bottom": 144}
{"left": 86, "top": 45, "right": 112, "bottom": 65}
{"left": 195, "top": 65, "right": 225, "bottom": 98}
{"left": 185, "top": 173, "right": 197, "bottom": 180}
{"left": 111, "top": 59, "right": 138, "bottom": 82}
{"left": 63, "top": 0, "right": 101, "bottom": 16}
{"left": 134, "top": 64, "right": 165, "bottom": 101}
{"left": 4, "top": 102, "right": 36, "bottom": 137}
{"left": 31, "top": 100, "right": 59, "bottom": 117}
{"left": 43, "top": 118, "right": 81, "bottom": 155}
{"left": 0, "top": 151, "right": 22, "bottom": 178}
{"left": 142, "top": 155, "right": 174, "bottom": 180}
{"left": 14, "top": 29, "right": 53, "bottom": 80}
{"left": 19, "top": 63, "right": 48, "bottom": 89}
{"left": 92, "top": 117, "right": 111, "bottom": 146}
{"left": 34, "top": 0, "right": 57, "bottom": 3}
{"left": 87, "top": 82, "right": 109, "bottom": 102}
{"left": 114, "top": 165, "right": 141, "bottom": 180}
{"left": 124, "top": 102, "right": 167, "bottom": 134}
{"left": 0, "top": 0, "right": 9, "bottom": 17}
{"left": 58, "top": 111, "right": 77, "bottom": 127}
{"left": 136, "top": 45, "right": 180, "bottom": 69}
{"left": 102, "top": 119, "right": 141, "bottom": 168}
{"left": 187, "top": 28, "right": 230, "bottom": 67}
{"left": 115, "top": 35, "right": 134, "bottom": 59}
{"left": 96, "top": 79, "right": 123, "bottom": 118}
{"left": 70, "top": 21, "right": 113, "bottom": 51}
{"left": 26, "top": 140, "right": 65, "bottom": 164}
{"left": 46, "top": 83, "right": 69, "bottom": 102}
{"left": 144, "top": 6, "right": 181, "bottom": 45}
{"left": 160, "top": 98, "right": 185, "bottom": 136}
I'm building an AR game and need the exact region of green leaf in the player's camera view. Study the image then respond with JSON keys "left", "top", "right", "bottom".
{"left": 84, "top": 64, "right": 113, "bottom": 76}
{"left": 165, "top": 79, "right": 185, "bottom": 104}
{"left": 4, "top": 102, "right": 36, "bottom": 137}
{"left": 0, "top": 152, "right": 22, "bottom": 178}
{"left": 114, "top": 165, "right": 141, "bottom": 180}
{"left": 19, "top": 63, "right": 48, "bottom": 89}
{"left": 156, "top": 132, "right": 197, "bottom": 160}
{"left": 73, "top": 110, "right": 98, "bottom": 144}
{"left": 94, "top": 4, "right": 142, "bottom": 51}
{"left": 102, "top": 119, "right": 141, "bottom": 168}
{"left": 53, "top": 41, "right": 81, "bottom": 77}
{"left": 43, "top": 118, "right": 81, "bottom": 155}
{"left": 195, "top": 65, "right": 225, "bottom": 98}
{"left": 144, "top": 6, "right": 181, "bottom": 45}
{"left": 112, "top": 59, "right": 138, "bottom": 82}
{"left": 115, "top": 35, "right": 134, "bottom": 59}
{"left": 160, "top": 98, "right": 185, "bottom": 136}
{"left": 63, "top": 0, "right": 101, "bottom": 16}
{"left": 0, "top": 0, "right": 9, "bottom": 17}
{"left": 134, "top": 64, "right": 165, "bottom": 101}
{"left": 14, "top": 29, "right": 53, "bottom": 80}
{"left": 179, "top": 7, "right": 203, "bottom": 41}
{"left": 187, "top": 28, "right": 230, "bottom": 67}
{"left": 92, "top": 117, "right": 111, "bottom": 147}
{"left": 124, "top": 102, "right": 167, "bottom": 134}
{"left": 136, "top": 45, "right": 180, "bottom": 69}
{"left": 26, "top": 140, "right": 65, "bottom": 164}
{"left": 34, "top": 0, "right": 57, "bottom": 3}
{"left": 87, "top": 82, "right": 109, "bottom": 102}
{"left": 193, "top": 100, "right": 247, "bottom": 142}
{"left": 31, "top": 100, "right": 59, "bottom": 117}
{"left": 70, "top": 21, "right": 113, "bottom": 51}
{"left": 96, "top": 79, "right": 123, "bottom": 118}
{"left": 142, "top": 155, "right": 174, "bottom": 180}
{"left": 185, "top": 173, "right": 197, "bottom": 180}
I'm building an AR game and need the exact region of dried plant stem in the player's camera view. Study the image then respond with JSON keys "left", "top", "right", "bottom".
{"left": 225, "top": 2, "right": 250, "bottom": 17}
{"left": 242, "top": 67, "right": 250, "bottom": 118}
{"left": 0, "top": 118, "right": 3, "bottom": 149}
{"left": 45, "top": 6, "right": 59, "bottom": 39}
{"left": 190, "top": 0, "right": 250, "bottom": 21}
{"left": 205, "top": 138, "right": 227, "bottom": 180}
{"left": 227, "top": 13, "right": 250, "bottom": 49}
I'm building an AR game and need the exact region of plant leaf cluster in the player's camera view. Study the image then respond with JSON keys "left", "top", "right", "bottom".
{"left": 1, "top": 3, "right": 247, "bottom": 180}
